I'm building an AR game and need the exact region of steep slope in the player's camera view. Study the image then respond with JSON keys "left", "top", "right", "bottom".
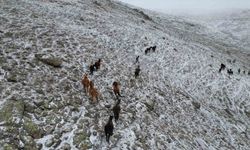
{"left": 0, "top": 0, "right": 250, "bottom": 149}
{"left": 187, "top": 9, "right": 250, "bottom": 53}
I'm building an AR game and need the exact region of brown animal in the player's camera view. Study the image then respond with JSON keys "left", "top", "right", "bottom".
{"left": 81, "top": 74, "right": 90, "bottom": 94}
{"left": 94, "top": 59, "right": 102, "bottom": 70}
{"left": 89, "top": 81, "right": 99, "bottom": 103}
{"left": 112, "top": 81, "right": 121, "bottom": 97}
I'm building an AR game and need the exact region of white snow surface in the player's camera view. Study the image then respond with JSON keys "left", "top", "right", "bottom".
{"left": 0, "top": 0, "right": 250, "bottom": 149}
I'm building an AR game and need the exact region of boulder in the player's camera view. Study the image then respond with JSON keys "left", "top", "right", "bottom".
{"left": 192, "top": 101, "right": 201, "bottom": 110}
{"left": 40, "top": 58, "right": 62, "bottom": 68}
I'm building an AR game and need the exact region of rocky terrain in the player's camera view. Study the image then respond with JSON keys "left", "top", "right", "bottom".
{"left": 0, "top": 0, "right": 250, "bottom": 149}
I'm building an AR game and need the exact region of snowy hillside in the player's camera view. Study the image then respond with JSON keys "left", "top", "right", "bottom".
{"left": 188, "top": 9, "right": 250, "bottom": 52}
{"left": 0, "top": 0, "right": 250, "bottom": 149}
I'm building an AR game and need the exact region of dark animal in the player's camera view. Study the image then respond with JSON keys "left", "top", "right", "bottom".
{"left": 135, "top": 56, "right": 139, "bottom": 63}
{"left": 248, "top": 71, "right": 250, "bottom": 75}
{"left": 219, "top": 63, "right": 226, "bottom": 73}
{"left": 227, "top": 69, "right": 233, "bottom": 75}
{"left": 243, "top": 70, "right": 245, "bottom": 74}
{"left": 104, "top": 116, "right": 114, "bottom": 143}
{"left": 134, "top": 65, "right": 141, "bottom": 78}
{"left": 145, "top": 48, "right": 150, "bottom": 55}
{"left": 238, "top": 68, "right": 241, "bottom": 74}
{"left": 89, "top": 64, "right": 95, "bottom": 75}
{"left": 94, "top": 59, "right": 101, "bottom": 70}
{"left": 152, "top": 46, "right": 156, "bottom": 52}
{"left": 113, "top": 81, "right": 121, "bottom": 97}
{"left": 112, "top": 98, "right": 121, "bottom": 122}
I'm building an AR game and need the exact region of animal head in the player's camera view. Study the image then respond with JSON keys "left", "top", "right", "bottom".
{"left": 109, "top": 115, "right": 113, "bottom": 121}
{"left": 113, "top": 81, "right": 118, "bottom": 87}
{"left": 84, "top": 73, "right": 88, "bottom": 78}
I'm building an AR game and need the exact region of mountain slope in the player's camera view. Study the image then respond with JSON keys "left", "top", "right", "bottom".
{"left": 0, "top": 0, "right": 250, "bottom": 149}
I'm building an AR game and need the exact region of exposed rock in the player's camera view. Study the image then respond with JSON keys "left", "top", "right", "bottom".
{"left": 0, "top": 56, "right": 7, "bottom": 64}
{"left": 45, "top": 138, "right": 54, "bottom": 147}
{"left": 3, "top": 143, "right": 16, "bottom": 150}
{"left": 61, "top": 143, "right": 71, "bottom": 150}
{"left": 145, "top": 99, "right": 154, "bottom": 111}
{"left": 44, "top": 125, "right": 55, "bottom": 135}
{"left": 53, "top": 139, "right": 62, "bottom": 148}
{"left": 6, "top": 74, "right": 18, "bottom": 82}
{"left": 192, "top": 101, "right": 201, "bottom": 110}
{"left": 73, "top": 131, "right": 89, "bottom": 148}
{"left": 245, "top": 106, "right": 250, "bottom": 118}
{"left": 22, "top": 135, "right": 38, "bottom": 150}
{"left": 23, "top": 118, "right": 44, "bottom": 139}
{"left": 40, "top": 57, "right": 63, "bottom": 68}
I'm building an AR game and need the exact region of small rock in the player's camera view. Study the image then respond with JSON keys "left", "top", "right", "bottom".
{"left": 45, "top": 138, "right": 54, "bottom": 147}
{"left": 7, "top": 74, "right": 17, "bottom": 82}
{"left": 167, "top": 138, "right": 171, "bottom": 143}
{"left": 245, "top": 106, "right": 250, "bottom": 118}
{"left": 192, "top": 101, "right": 201, "bottom": 110}
{"left": 145, "top": 99, "right": 154, "bottom": 111}
{"left": 53, "top": 139, "right": 62, "bottom": 148}
{"left": 61, "top": 143, "right": 71, "bottom": 150}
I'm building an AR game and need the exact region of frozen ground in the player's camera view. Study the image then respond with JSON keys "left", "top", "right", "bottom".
{"left": 0, "top": 0, "right": 250, "bottom": 149}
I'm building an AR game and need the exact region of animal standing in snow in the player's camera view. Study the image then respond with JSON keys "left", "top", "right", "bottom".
{"left": 113, "top": 98, "right": 121, "bottom": 122}
{"left": 89, "top": 64, "right": 95, "bottom": 75}
{"left": 89, "top": 81, "right": 99, "bottom": 103}
{"left": 152, "top": 46, "right": 156, "bottom": 52}
{"left": 219, "top": 63, "right": 226, "bottom": 73}
{"left": 94, "top": 58, "right": 102, "bottom": 70}
{"left": 81, "top": 73, "right": 90, "bottom": 94}
{"left": 227, "top": 69, "right": 233, "bottom": 75}
{"left": 145, "top": 47, "right": 150, "bottom": 55}
{"left": 104, "top": 116, "right": 114, "bottom": 143}
{"left": 113, "top": 81, "right": 121, "bottom": 97}
{"left": 134, "top": 65, "right": 141, "bottom": 78}
{"left": 238, "top": 68, "right": 241, "bottom": 74}
{"left": 135, "top": 56, "right": 139, "bottom": 63}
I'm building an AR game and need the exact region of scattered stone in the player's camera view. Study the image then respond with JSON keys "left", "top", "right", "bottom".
{"left": 245, "top": 106, "right": 250, "bottom": 118}
{"left": 40, "top": 58, "right": 63, "bottom": 68}
{"left": 53, "top": 139, "right": 62, "bottom": 148}
{"left": 61, "top": 143, "right": 71, "bottom": 150}
{"left": 45, "top": 138, "right": 54, "bottom": 147}
{"left": 7, "top": 74, "right": 18, "bottom": 82}
{"left": 192, "top": 101, "right": 201, "bottom": 110}
{"left": 145, "top": 99, "right": 154, "bottom": 111}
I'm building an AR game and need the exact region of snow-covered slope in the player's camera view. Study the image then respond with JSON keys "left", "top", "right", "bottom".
{"left": 188, "top": 9, "right": 250, "bottom": 52}
{"left": 0, "top": 0, "right": 250, "bottom": 149}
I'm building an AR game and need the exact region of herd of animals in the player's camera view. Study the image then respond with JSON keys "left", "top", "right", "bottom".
{"left": 81, "top": 45, "right": 249, "bottom": 144}
{"left": 219, "top": 63, "right": 250, "bottom": 75}
{"left": 80, "top": 45, "right": 156, "bottom": 143}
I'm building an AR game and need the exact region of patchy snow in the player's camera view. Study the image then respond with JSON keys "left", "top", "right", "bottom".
{"left": 0, "top": 0, "right": 250, "bottom": 149}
